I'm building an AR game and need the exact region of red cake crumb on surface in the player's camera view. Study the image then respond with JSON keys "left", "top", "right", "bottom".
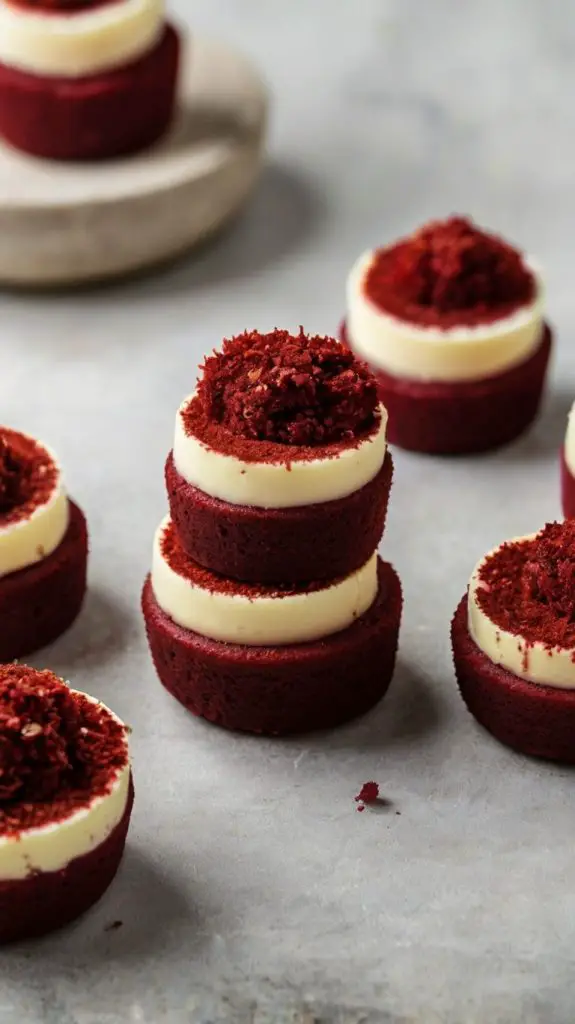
{"left": 452, "top": 596, "right": 575, "bottom": 763}
{"left": 165, "top": 449, "right": 393, "bottom": 584}
{"left": 142, "top": 559, "right": 402, "bottom": 736}
{"left": 0, "top": 428, "right": 58, "bottom": 526}
{"left": 340, "top": 321, "right": 551, "bottom": 455}
{"left": 355, "top": 781, "right": 379, "bottom": 810}
{"left": 0, "top": 500, "right": 88, "bottom": 662}
{"left": 561, "top": 447, "right": 575, "bottom": 519}
{"left": 355, "top": 781, "right": 379, "bottom": 804}
{"left": 0, "top": 664, "right": 128, "bottom": 837}
{"left": 364, "top": 216, "right": 535, "bottom": 329}
{"left": 0, "top": 23, "right": 179, "bottom": 162}
{"left": 195, "top": 328, "right": 378, "bottom": 448}
{"left": 474, "top": 521, "right": 575, "bottom": 649}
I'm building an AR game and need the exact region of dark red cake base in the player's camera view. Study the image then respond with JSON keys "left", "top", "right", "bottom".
{"left": 142, "top": 559, "right": 402, "bottom": 735}
{"left": 341, "top": 322, "right": 552, "bottom": 455}
{"left": 0, "top": 500, "right": 88, "bottom": 661}
{"left": 451, "top": 595, "right": 575, "bottom": 763}
{"left": 0, "top": 777, "right": 133, "bottom": 944}
{"left": 165, "top": 450, "right": 393, "bottom": 584}
{"left": 0, "top": 24, "right": 180, "bottom": 161}
{"left": 560, "top": 447, "right": 575, "bottom": 519}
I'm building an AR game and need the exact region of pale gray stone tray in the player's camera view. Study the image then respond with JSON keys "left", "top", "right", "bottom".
{"left": 0, "top": 36, "right": 267, "bottom": 286}
{"left": 0, "top": 0, "right": 574, "bottom": 1021}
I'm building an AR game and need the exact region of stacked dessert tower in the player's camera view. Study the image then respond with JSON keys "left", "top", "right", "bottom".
{"left": 0, "top": 0, "right": 180, "bottom": 160}
{"left": 142, "top": 329, "right": 403, "bottom": 736}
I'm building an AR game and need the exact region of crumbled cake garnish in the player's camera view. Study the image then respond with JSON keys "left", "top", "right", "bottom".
{"left": 197, "top": 329, "right": 378, "bottom": 446}
{"left": 0, "top": 429, "right": 59, "bottom": 526}
{"left": 355, "top": 780, "right": 380, "bottom": 811}
{"left": 476, "top": 521, "right": 575, "bottom": 649}
{"left": 0, "top": 436, "right": 29, "bottom": 514}
{"left": 0, "top": 665, "right": 128, "bottom": 836}
{"left": 365, "top": 216, "right": 535, "bottom": 327}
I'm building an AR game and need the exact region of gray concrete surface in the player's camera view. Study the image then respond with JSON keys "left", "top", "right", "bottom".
{"left": 1, "top": 0, "right": 574, "bottom": 1020}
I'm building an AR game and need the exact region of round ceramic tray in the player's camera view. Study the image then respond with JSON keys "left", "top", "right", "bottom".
{"left": 0, "top": 35, "right": 268, "bottom": 287}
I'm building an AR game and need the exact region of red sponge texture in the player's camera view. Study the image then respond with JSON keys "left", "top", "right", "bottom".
{"left": 451, "top": 594, "right": 575, "bottom": 763}
{"left": 142, "top": 559, "right": 402, "bottom": 736}
{"left": 341, "top": 322, "right": 552, "bottom": 455}
{"left": 0, "top": 24, "right": 180, "bottom": 161}
{"left": 0, "top": 779, "right": 133, "bottom": 944}
{"left": 165, "top": 450, "right": 393, "bottom": 584}
{"left": 0, "top": 499, "right": 88, "bottom": 661}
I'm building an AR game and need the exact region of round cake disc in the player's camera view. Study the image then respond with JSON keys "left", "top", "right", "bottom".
{"left": 0, "top": 36, "right": 268, "bottom": 287}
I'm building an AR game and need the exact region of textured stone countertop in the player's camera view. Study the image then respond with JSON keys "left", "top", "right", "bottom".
{"left": 1, "top": 1, "right": 574, "bottom": 1021}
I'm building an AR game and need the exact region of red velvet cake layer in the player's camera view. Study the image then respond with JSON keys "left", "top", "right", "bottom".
{"left": 0, "top": 777, "right": 133, "bottom": 944}
{"left": 0, "top": 500, "right": 88, "bottom": 661}
{"left": 451, "top": 595, "right": 575, "bottom": 763}
{"left": 0, "top": 24, "right": 179, "bottom": 161}
{"left": 341, "top": 323, "right": 552, "bottom": 455}
{"left": 165, "top": 450, "right": 393, "bottom": 584}
{"left": 560, "top": 447, "right": 575, "bottom": 519}
{"left": 142, "top": 559, "right": 402, "bottom": 736}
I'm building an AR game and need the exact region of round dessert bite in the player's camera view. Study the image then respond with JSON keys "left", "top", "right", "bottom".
{"left": 452, "top": 521, "right": 575, "bottom": 762}
{"left": 0, "top": 427, "right": 88, "bottom": 660}
{"left": 0, "top": 664, "right": 133, "bottom": 943}
{"left": 142, "top": 519, "right": 402, "bottom": 735}
{"left": 0, "top": 0, "right": 180, "bottom": 160}
{"left": 560, "top": 402, "right": 575, "bottom": 518}
{"left": 342, "top": 216, "right": 552, "bottom": 455}
{"left": 167, "top": 329, "right": 393, "bottom": 584}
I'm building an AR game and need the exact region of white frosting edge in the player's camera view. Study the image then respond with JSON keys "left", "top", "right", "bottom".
{"left": 0, "top": 0, "right": 164, "bottom": 77}
{"left": 0, "top": 445, "right": 69, "bottom": 579}
{"left": 173, "top": 396, "right": 388, "bottom": 510}
{"left": 0, "top": 693, "right": 130, "bottom": 881}
{"left": 151, "top": 516, "right": 379, "bottom": 645}
{"left": 346, "top": 250, "right": 545, "bottom": 382}
{"left": 468, "top": 536, "right": 575, "bottom": 690}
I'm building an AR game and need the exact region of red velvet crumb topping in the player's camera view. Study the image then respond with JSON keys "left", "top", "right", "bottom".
{"left": 475, "top": 521, "right": 575, "bottom": 649}
{"left": 0, "top": 428, "right": 59, "bottom": 528}
{"left": 197, "top": 329, "right": 378, "bottom": 447}
{"left": 160, "top": 519, "right": 347, "bottom": 597}
{"left": 365, "top": 216, "right": 536, "bottom": 329}
{"left": 0, "top": 665, "right": 128, "bottom": 837}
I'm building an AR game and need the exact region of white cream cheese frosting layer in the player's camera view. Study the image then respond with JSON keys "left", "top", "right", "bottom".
{"left": 564, "top": 402, "right": 575, "bottom": 477}
{"left": 0, "top": 444, "right": 69, "bottom": 580}
{"left": 173, "top": 396, "right": 388, "bottom": 510}
{"left": 346, "top": 251, "right": 545, "bottom": 383}
{"left": 468, "top": 538, "right": 575, "bottom": 689}
{"left": 152, "top": 516, "right": 379, "bottom": 645}
{"left": 0, "top": 0, "right": 163, "bottom": 77}
{"left": 0, "top": 695, "right": 130, "bottom": 881}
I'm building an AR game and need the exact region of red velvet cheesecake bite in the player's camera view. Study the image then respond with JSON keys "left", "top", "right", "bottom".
{"left": 452, "top": 521, "right": 575, "bottom": 762}
{"left": 142, "top": 521, "right": 401, "bottom": 735}
{"left": 560, "top": 402, "right": 575, "bottom": 518}
{"left": 0, "top": 427, "right": 88, "bottom": 660}
{"left": 342, "top": 216, "right": 551, "bottom": 454}
{"left": 0, "top": 664, "right": 133, "bottom": 943}
{"left": 166, "top": 329, "right": 393, "bottom": 584}
{"left": 0, "top": 0, "right": 180, "bottom": 160}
